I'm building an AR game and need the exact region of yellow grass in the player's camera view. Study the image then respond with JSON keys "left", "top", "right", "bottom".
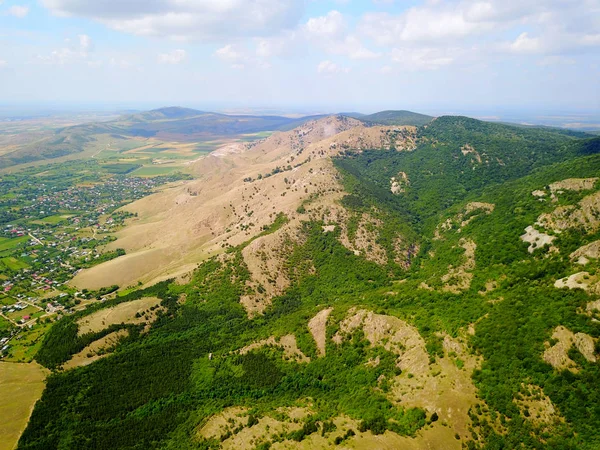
{"left": 0, "top": 362, "right": 47, "bottom": 450}
{"left": 77, "top": 297, "right": 162, "bottom": 336}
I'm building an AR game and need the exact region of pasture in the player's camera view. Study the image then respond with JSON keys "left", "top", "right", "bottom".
{"left": 130, "top": 166, "right": 178, "bottom": 177}
{"left": 29, "top": 215, "right": 68, "bottom": 225}
{"left": 0, "top": 257, "right": 29, "bottom": 271}
{"left": 0, "top": 237, "right": 29, "bottom": 254}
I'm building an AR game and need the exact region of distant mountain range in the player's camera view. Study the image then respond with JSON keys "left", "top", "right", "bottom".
{"left": 0, "top": 107, "right": 436, "bottom": 169}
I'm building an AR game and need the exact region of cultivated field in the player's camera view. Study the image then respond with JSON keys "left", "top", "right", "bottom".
{"left": 0, "top": 362, "right": 47, "bottom": 450}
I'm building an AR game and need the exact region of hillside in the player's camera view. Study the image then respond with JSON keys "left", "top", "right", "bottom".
{"left": 15, "top": 115, "right": 600, "bottom": 449}
{"left": 70, "top": 115, "right": 418, "bottom": 296}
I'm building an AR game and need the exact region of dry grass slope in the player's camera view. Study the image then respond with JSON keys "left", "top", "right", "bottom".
{"left": 70, "top": 117, "right": 417, "bottom": 312}
{"left": 0, "top": 362, "right": 47, "bottom": 450}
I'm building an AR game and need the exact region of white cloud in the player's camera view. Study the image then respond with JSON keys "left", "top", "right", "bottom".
{"left": 356, "top": 0, "right": 600, "bottom": 73}
{"left": 360, "top": 9, "right": 485, "bottom": 46}
{"left": 215, "top": 45, "right": 243, "bottom": 62}
{"left": 0, "top": 59, "right": 7, "bottom": 67}
{"left": 214, "top": 42, "right": 278, "bottom": 69}
{"left": 390, "top": 47, "right": 455, "bottom": 70}
{"left": 37, "top": 34, "right": 94, "bottom": 64}
{"left": 359, "top": 0, "right": 600, "bottom": 52}
{"left": 508, "top": 32, "right": 541, "bottom": 54}
{"left": 214, "top": 44, "right": 253, "bottom": 69}
{"left": 7, "top": 5, "right": 29, "bottom": 18}
{"left": 255, "top": 36, "right": 289, "bottom": 59}
{"left": 158, "top": 49, "right": 187, "bottom": 64}
{"left": 41, "top": 0, "right": 304, "bottom": 41}
{"left": 305, "top": 10, "right": 346, "bottom": 39}
{"left": 317, "top": 60, "right": 349, "bottom": 74}
{"left": 305, "top": 11, "right": 380, "bottom": 60}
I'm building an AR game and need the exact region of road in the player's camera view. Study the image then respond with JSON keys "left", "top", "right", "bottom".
{"left": 28, "top": 233, "right": 44, "bottom": 246}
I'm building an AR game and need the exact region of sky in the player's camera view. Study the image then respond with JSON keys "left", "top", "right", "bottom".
{"left": 0, "top": 0, "right": 599, "bottom": 115}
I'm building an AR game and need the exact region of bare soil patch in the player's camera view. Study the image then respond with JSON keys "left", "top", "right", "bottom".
{"left": 71, "top": 117, "right": 417, "bottom": 291}
{"left": 333, "top": 309, "right": 429, "bottom": 376}
{"left": 570, "top": 240, "right": 600, "bottom": 264}
{"left": 514, "top": 384, "right": 561, "bottom": 426}
{"left": 520, "top": 226, "right": 556, "bottom": 253}
{"left": 442, "top": 239, "right": 476, "bottom": 293}
{"left": 339, "top": 212, "right": 387, "bottom": 265}
{"left": 554, "top": 271, "right": 600, "bottom": 294}
{"left": 308, "top": 308, "right": 333, "bottom": 357}
{"left": 543, "top": 326, "right": 597, "bottom": 372}
{"left": 537, "top": 191, "right": 600, "bottom": 233}
{"left": 239, "top": 334, "right": 310, "bottom": 363}
{"left": 77, "top": 297, "right": 162, "bottom": 336}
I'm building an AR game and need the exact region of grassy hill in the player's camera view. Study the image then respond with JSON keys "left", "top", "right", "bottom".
{"left": 16, "top": 116, "right": 600, "bottom": 449}
{"left": 359, "top": 110, "right": 434, "bottom": 126}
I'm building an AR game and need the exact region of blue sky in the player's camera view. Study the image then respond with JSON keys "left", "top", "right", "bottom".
{"left": 0, "top": 0, "right": 598, "bottom": 115}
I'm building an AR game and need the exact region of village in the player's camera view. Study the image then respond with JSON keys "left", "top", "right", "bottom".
{"left": 0, "top": 161, "right": 188, "bottom": 361}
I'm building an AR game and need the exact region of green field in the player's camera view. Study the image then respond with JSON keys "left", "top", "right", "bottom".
{"left": 0, "top": 315, "right": 12, "bottom": 332}
{"left": 3, "top": 324, "right": 51, "bottom": 362}
{"left": 0, "top": 257, "right": 29, "bottom": 271}
{"left": 0, "top": 237, "right": 28, "bottom": 254}
{"left": 134, "top": 146, "right": 171, "bottom": 154}
{"left": 100, "top": 163, "right": 142, "bottom": 174}
{"left": 0, "top": 297, "right": 15, "bottom": 307}
{"left": 194, "top": 142, "right": 222, "bottom": 152}
{"left": 30, "top": 215, "right": 67, "bottom": 226}
{"left": 130, "top": 166, "right": 178, "bottom": 177}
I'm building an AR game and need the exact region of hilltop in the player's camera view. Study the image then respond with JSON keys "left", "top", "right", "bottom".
{"left": 358, "top": 110, "right": 434, "bottom": 126}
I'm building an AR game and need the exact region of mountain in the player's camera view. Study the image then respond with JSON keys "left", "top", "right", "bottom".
{"left": 359, "top": 110, "right": 434, "bottom": 126}
{"left": 126, "top": 106, "right": 207, "bottom": 121}
{"left": 19, "top": 114, "right": 600, "bottom": 449}
{"left": 0, "top": 108, "right": 339, "bottom": 169}
{"left": 69, "top": 114, "right": 418, "bottom": 294}
{"left": 0, "top": 108, "right": 433, "bottom": 170}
